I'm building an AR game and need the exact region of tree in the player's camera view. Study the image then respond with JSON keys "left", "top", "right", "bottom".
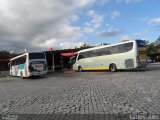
{"left": 0, "top": 51, "right": 10, "bottom": 58}
{"left": 147, "top": 43, "right": 156, "bottom": 54}
{"left": 98, "top": 43, "right": 109, "bottom": 46}
{"left": 144, "top": 40, "right": 150, "bottom": 45}
{"left": 80, "top": 43, "right": 93, "bottom": 49}
{"left": 154, "top": 36, "right": 160, "bottom": 46}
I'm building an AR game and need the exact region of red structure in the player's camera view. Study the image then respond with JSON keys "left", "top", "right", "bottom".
{"left": 60, "top": 52, "right": 75, "bottom": 57}
{"left": 0, "top": 58, "right": 10, "bottom": 62}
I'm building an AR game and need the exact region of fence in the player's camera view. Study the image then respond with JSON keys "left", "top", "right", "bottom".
{"left": 0, "top": 61, "right": 9, "bottom": 71}
{"left": 0, "top": 71, "right": 9, "bottom": 75}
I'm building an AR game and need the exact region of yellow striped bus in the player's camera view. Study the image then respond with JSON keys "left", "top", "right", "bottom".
{"left": 70, "top": 40, "right": 147, "bottom": 72}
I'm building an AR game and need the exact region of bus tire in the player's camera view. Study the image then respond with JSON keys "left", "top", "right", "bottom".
{"left": 109, "top": 64, "right": 117, "bottom": 72}
{"left": 78, "top": 66, "right": 82, "bottom": 72}
{"left": 20, "top": 72, "right": 24, "bottom": 79}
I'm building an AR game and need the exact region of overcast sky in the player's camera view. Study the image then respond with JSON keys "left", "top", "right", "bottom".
{"left": 0, "top": 0, "right": 160, "bottom": 53}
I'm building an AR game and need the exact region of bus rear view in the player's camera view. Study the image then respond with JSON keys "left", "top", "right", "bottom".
{"left": 10, "top": 52, "right": 47, "bottom": 78}
{"left": 136, "top": 40, "right": 148, "bottom": 68}
{"left": 28, "top": 53, "right": 47, "bottom": 77}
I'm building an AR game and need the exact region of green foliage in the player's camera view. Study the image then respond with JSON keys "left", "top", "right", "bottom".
{"left": 80, "top": 43, "right": 94, "bottom": 49}
{"left": 156, "top": 45, "right": 160, "bottom": 53}
{"left": 146, "top": 35, "right": 160, "bottom": 55}
{"left": 146, "top": 43, "right": 156, "bottom": 54}
{"left": 0, "top": 51, "right": 10, "bottom": 58}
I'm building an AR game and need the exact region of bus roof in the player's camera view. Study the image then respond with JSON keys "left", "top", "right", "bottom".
{"left": 76, "top": 40, "right": 135, "bottom": 54}
{"left": 10, "top": 52, "right": 45, "bottom": 61}
{"left": 10, "top": 53, "right": 28, "bottom": 61}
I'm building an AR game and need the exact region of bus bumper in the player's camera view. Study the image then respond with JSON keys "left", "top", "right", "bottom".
{"left": 29, "top": 71, "right": 47, "bottom": 76}
{"left": 137, "top": 62, "right": 148, "bottom": 68}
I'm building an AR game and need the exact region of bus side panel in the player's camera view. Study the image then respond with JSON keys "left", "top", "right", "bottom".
{"left": 72, "top": 41, "right": 139, "bottom": 71}
{"left": 74, "top": 50, "right": 137, "bottom": 70}
{"left": 10, "top": 64, "right": 28, "bottom": 77}
{"left": 107, "top": 52, "right": 136, "bottom": 70}
{"left": 87, "top": 57, "right": 109, "bottom": 70}
{"left": 14, "top": 64, "right": 26, "bottom": 77}
{"left": 26, "top": 56, "right": 29, "bottom": 77}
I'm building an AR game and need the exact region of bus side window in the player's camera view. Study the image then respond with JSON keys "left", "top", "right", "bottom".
{"left": 119, "top": 42, "right": 133, "bottom": 53}
{"left": 10, "top": 61, "right": 12, "bottom": 66}
{"left": 102, "top": 47, "right": 110, "bottom": 55}
{"left": 14, "top": 59, "right": 18, "bottom": 65}
{"left": 20, "top": 56, "right": 26, "bottom": 64}
{"left": 124, "top": 42, "right": 133, "bottom": 51}
{"left": 109, "top": 46, "right": 119, "bottom": 54}
{"left": 105, "top": 48, "right": 111, "bottom": 55}
{"left": 12, "top": 60, "right": 15, "bottom": 66}
{"left": 90, "top": 50, "right": 98, "bottom": 57}
{"left": 78, "top": 53, "right": 86, "bottom": 60}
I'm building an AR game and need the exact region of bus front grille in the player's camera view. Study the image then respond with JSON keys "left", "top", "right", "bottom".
{"left": 125, "top": 59, "right": 134, "bottom": 68}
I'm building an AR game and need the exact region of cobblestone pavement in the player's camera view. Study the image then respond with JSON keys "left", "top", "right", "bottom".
{"left": 0, "top": 63, "right": 160, "bottom": 120}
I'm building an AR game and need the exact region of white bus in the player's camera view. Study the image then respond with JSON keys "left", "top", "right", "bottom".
{"left": 9, "top": 52, "right": 47, "bottom": 78}
{"left": 70, "top": 40, "right": 147, "bottom": 72}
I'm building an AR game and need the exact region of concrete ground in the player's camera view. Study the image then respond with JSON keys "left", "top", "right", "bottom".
{"left": 0, "top": 63, "right": 160, "bottom": 120}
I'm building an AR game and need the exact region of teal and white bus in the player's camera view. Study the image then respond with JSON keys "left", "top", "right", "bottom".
{"left": 9, "top": 52, "right": 47, "bottom": 78}
{"left": 70, "top": 40, "right": 147, "bottom": 72}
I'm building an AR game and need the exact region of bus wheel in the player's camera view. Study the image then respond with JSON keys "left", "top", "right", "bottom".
{"left": 78, "top": 66, "right": 82, "bottom": 72}
{"left": 109, "top": 64, "right": 117, "bottom": 72}
{"left": 20, "top": 72, "right": 24, "bottom": 79}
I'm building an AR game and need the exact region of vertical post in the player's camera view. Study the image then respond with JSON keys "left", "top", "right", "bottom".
{"left": 61, "top": 56, "right": 63, "bottom": 71}
{"left": 3, "top": 62, "right": 4, "bottom": 71}
{"left": 52, "top": 53, "right": 55, "bottom": 72}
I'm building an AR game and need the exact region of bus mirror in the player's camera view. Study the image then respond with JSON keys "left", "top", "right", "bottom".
{"left": 8, "top": 62, "right": 11, "bottom": 66}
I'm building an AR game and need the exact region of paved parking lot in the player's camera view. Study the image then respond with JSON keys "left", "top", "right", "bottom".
{"left": 0, "top": 63, "right": 160, "bottom": 120}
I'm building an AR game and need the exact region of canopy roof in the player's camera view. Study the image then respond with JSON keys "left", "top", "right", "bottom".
{"left": 0, "top": 58, "right": 10, "bottom": 62}
{"left": 60, "top": 52, "right": 75, "bottom": 57}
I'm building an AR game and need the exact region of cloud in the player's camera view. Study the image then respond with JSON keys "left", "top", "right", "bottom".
{"left": 83, "top": 10, "right": 103, "bottom": 33}
{"left": 0, "top": 0, "right": 94, "bottom": 52}
{"left": 120, "top": 35, "right": 130, "bottom": 40}
{"left": 83, "top": 25, "right": 95, "bottom": 33}
{"left": 39, "top": 38, "right": 84, "bottom": 50}
{"left": 87, "top": 10, "right": 104, "bottom": 28}
{"left": 148, "top": 17, "right": 160, "bottom": 24}
{"left": 70, "top": 15, "right": 79, "bottom": 22}
{"left": 116, "top": 0, "right": 142, "bottom": 4}
{"left": 120, "top": 32, "right": 148, "bottom": 41}
{"left": 147, "top": 17, "right": 160, "bottom": 31}
{"left": 111, "top": 10, "right": 121, "bottom": 19}
{"left": 152, "top": 25, "right": 160, "bottom": 31}
{"left": 97, "top": 0, "right": 110, "bottom": 5}
{"left": 99, "top": 27, "right": 122, "bottom": 37}
{"left": 59, "top": 41, "right": 84, "bottom": 49}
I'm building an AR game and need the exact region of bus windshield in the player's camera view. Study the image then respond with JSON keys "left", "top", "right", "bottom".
{"left": 69, "top": 54, "right": 77, "bottom": 65}
{"left": 29, "top": 53, "right": 45, "bottom": 59}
